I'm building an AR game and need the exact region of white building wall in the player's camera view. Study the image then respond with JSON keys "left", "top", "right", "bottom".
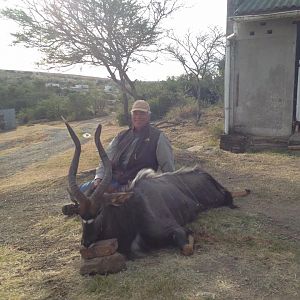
{"left": 231, "top": 19, "right": 297, "bottom": 136}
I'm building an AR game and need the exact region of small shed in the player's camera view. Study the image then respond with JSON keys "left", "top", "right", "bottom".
{"left": 221, "top": 0, "right": 300, "bottom": 152}
{"left": 0, "top": 109, "right": 17, "bottom": 130}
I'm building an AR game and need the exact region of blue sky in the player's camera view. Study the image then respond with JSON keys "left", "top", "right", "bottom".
{"left": 0, "top": 0, "right": 227, "bottom": 81}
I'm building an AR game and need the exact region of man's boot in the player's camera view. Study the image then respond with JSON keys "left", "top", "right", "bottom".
{"left": 62, "top": 203, "right": 79, "bottom": 216}
{"left": 62, "top": 188, "right": 79, "bottom": 216}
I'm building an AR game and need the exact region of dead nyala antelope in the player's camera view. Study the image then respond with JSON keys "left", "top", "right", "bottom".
{"left": 64, "top": 120, "right": 250, "bottom": 257}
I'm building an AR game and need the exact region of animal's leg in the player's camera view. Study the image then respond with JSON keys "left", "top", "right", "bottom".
{"left": 182, "top": 234, "right": 194, "bottom": 256}
{"left": 130, "top": 234, "right": 147, "bottom": 259}
{"left": 172, "top": 228, "right": 194, "bottom": 256}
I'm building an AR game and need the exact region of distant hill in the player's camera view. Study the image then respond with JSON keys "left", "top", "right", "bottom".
{"left": 0, "top": 69, "right": 120, "bottom": 123}
{"left": 0, "top": 69, "right": 115, "bottom": 87}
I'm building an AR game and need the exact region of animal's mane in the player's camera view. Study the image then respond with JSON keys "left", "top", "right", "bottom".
{"left": 129, "top": 165, "right": 203, "bottom": 189}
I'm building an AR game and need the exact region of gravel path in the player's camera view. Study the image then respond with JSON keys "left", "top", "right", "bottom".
{"left": 0, "top": 116, "right": 112, "bottom": 179}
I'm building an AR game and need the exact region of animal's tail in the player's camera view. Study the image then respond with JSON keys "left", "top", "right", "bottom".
{"left": 224, "top": 189, "right": 250, "bottom": 209}
{"left": 230, "top": 189, "right": 251, "bottom": 198}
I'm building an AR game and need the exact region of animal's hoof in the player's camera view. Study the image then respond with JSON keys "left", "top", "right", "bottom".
{"left": 181, "top": 244, "right": 194, "bottom": 256}
{"left": 62, "top": 204, "right": 79, "bottom": 216}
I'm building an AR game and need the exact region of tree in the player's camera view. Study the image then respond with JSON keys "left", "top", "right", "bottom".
{"left": 166, "top": 26, "right": 225, "bottom": 122}
{"left": 87, "top": 89, "right": 111, "bottom": 116}
{"left": 136, "top": 77, "right": 185, "bottom": 119}
{"left": 1, "top": 0, "right": 179, "bottom": 122}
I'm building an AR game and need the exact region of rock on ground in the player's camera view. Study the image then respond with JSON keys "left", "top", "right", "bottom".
{"left": 80, "top": 252, "right": 126, "bottom": 275}
{"left": 80, "top": 238, "right": 118, "bottom": 259}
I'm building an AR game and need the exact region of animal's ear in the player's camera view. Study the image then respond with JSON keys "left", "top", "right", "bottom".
{"left": 104, "top": 192, "right": 134, "bottom": 206}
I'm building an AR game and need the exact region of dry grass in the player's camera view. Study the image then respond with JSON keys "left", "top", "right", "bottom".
{"left": 0, "top": 122, "right": 121, "bottom": 191}
{"left": 0, "top": 107, "right": 299, "bottom": 300}
{"left": 0, "top": 124, "right": 48, "bottom": 143}
{"left": 0, "top": 143, "right": 95, "bottom": 190}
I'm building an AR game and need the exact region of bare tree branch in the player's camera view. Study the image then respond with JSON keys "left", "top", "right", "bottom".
{"left": 1, "top": 0, "right": 181, "bottom": 121}
{"left": 166, "top": 26, "right": 225, "bottom": 122}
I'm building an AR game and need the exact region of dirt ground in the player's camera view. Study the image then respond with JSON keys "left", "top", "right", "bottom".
{"left": 0, "top": 108, "right": 299, "bottom": 300}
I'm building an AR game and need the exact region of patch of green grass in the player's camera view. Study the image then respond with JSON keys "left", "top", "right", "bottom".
{"left": 188, "top": 210, "right": 299, "bottom": 255}
{"left": 188, "top": 210, "right": 262, "bottom": 244}
{"left": 87, "top": 264, "right": 187, "bottom": 299}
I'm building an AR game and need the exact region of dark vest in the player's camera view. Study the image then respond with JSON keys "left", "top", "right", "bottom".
{"left": 111, "top": 125, "right": 161, "bottom": 184}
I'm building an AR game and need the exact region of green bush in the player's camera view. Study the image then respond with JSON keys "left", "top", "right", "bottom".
{"left": 17, "top": 108, "right": 34, "bottom": 124}
{"left": 17, "top": 94, "right": 93, "bottom": 123}
{"left": 116, "top": 112, "right": 129, "bottom": 126}
{"left": 166, "top": 99, "right": 198, "bottom": 120}
{"left": 65, "top": 93, "right": 92, "bottom": 120}
{"left": 148, "top": 98, "right": 161, "bottom": 120}
{"left": 136, "top": 78, "right": 185, "bottom": 120}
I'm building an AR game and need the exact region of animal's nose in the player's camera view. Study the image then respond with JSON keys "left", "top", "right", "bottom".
{"left": 81, "top": 239, "right": 92, "bottom": 248}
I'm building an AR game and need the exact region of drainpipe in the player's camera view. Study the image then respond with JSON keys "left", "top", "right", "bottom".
{"left": 224, "top": 31, "right": 237, "bottom": 134}
{"left": 297, "top": 60, "right": 300, "bottom": 122}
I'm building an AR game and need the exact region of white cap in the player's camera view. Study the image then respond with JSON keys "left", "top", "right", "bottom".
{"left": 130, "top": 100, "right": 151, "bottom": 113}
